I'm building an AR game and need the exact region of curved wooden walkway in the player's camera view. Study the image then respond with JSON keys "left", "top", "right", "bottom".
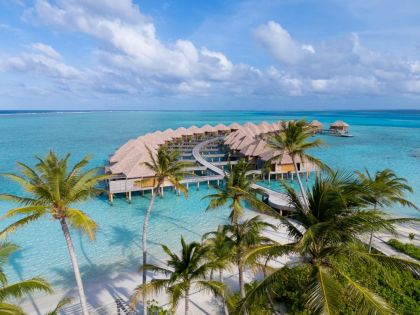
{"left": 192, "top": 138, "right": 293, "bottom": 211}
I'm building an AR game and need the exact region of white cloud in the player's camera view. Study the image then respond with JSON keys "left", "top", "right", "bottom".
{"left": 1, "top": 1, "right": 420, "bottom": 104}
{"left": 254, "top": 21, "right": 302, "bottom": 64}
{"left": 301, "top": 44, "right": 315, "bottom": 54}
{"left": 32, "top": 43, "right": 61, "bottom": 59}
{"left": 253, "top": 21, "right": 316, "bottom": 64}
{"left": 0, "top": 51, "right": 80, "bottom": 79}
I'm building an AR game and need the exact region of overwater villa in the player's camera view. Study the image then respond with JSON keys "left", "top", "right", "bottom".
{"left": 106, "top": 121, "right": 320, "bottom": 211}
{"left": 329, "top": 120, "right": 352, "bottom": 136}
{"left": 310, "top": 120, "right": 323, "bottom": 133}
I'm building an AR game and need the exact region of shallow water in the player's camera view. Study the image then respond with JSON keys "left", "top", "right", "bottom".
{"left": 0, "top": 110, "right": 419, "bottom": 285}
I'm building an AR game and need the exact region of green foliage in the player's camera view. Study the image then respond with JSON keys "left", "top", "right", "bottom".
{"left": 147, "top": 299, "right": 171, "bottom": 315}
{"left": 388, "top": 239, "right": 420, "bottom": 260}
{"left": 339, "top": 252, "right": 420, "bottom": 315}
{"left": 229, "top": 281, "right": 274, "bottom": 315}
{"left": 409, "top": 233, "right": 416, "bottom": 241}
{"left": 0, "top": 242, "right": 53, "bottom": 315}
{"left": 240, "top": 171, "right": 420, "bottom": 315}
{"left": 270, "top": 266, "right": 314, "bottom": 315}
{"left": 205, "top": 158, "right": 272, "bottom": 224}
{"left": 0, "top": 151, "right": 108, "bottom": 239}
{"left": 131, "top": 236, "right": 225, "bottom": 311}
{"left": 269, "top": 261, "right": 420, "bottom": 315}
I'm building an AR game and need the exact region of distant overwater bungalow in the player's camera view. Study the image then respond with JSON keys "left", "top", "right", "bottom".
{"left": 105, "top": 120, "right": 343, "bottom": 213}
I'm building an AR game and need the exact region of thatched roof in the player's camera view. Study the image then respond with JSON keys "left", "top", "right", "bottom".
{"left": 188, "top": 125, "right": 204, "bottom": 134}
{"left": 229, "top": 122, "right": 242, "bottom": 130}
{"left": 201, "top": 124, "right": 216, "bottom": 133}
{"left": 310, "top": 120, "right": 323, "bottom": 127}
{"left": 330, "top": 120, "right": 349, "bottom": 127}
{"left": 214, "top": 123, "right": 230, "bottom": 131}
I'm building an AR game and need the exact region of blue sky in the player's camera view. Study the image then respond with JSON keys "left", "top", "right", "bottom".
{"left": 1, "top": 0, "right": 420, "bottom": 110}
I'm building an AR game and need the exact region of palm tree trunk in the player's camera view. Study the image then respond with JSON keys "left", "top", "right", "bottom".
{"left": 368, "top": 231, "right": 374, "bottom": 253}
{"left": 142, "top": 186, "right": 158, "bottom": 315}
{"left": 292, "top": 156, "right": 309, "bottom": 210}
{"left": 220, "top": 270, "right": 229, "bottom": 315}
{"left": 238, "top": 263, "right": 245, "bottom": 299}
{"left": 60, "top": 218, "right": 89, "bottom": 315}
{"left": 185, "top": 288, "right": 190, "bottom": 315}
{"left": 368, "top": 203, "right": 377, "bottom": 254}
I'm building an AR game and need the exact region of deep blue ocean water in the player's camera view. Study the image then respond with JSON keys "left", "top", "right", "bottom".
{"left": 0, "top": 110, "right": 419, "bottom": 287}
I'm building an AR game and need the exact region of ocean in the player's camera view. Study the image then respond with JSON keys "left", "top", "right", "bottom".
{"left": 0, "top": 110, "right": 419, "bottom": 287}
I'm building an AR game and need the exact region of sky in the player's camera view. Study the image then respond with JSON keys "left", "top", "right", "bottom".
{"left": 1, "top": 0, "right": 420, "bottom": 110}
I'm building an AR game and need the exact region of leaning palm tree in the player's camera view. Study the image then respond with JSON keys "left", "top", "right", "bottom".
{"left": 0, "top": 242, "right": 53, "bottom": 314}
{"left": 240, "top": 172, "right": 420, "bottom": 314}
{"left": 267, "top": 119, "right": 328, "bottom": 209}
{"left": 140, "top": 146, "right": 193, "bottom": 314}
{"left": 0, "top": 151, "right": 108, "bottom": 315}
{"left": 356, "top": 168, "right": 418, "bottom": 252}
{"left": 205, "top": 159, "right": 272, "bottom": 224}
{"left": 131, "top": 236, "right": 226, "bottom": 315}
{"left": 221, "top": 216, "right": 275, "bottom": 301}
{"left": 203, "top": 225, "right": 234, "bottom": 315}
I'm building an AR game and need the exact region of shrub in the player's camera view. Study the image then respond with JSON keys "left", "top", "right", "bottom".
{"left": 388, "top": 238, "right": 420, "bottom": 260}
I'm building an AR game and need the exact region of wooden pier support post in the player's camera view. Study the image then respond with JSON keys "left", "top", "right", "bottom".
{"left": 291, "top": 173, "right": 294, "bottom": 180}
{"left": 281, "top": 173, "right": 283, "bottom": 180}
{"left": 127, "top": 191, "right": 132, "bottom": 203}
{"left": 207, "top": 180, "right": 210, "bottom": 188}
{"left": 109, "top": 193, "right": 114, "bottom": 205}
{"left": 197, "top": 181, "right": 200, "bottom": 190}
{"left": 268, "top": 174, "right": 271, "bottom": 184}
{"left": 186, "top": 183, "right": 189, "bottom": 190}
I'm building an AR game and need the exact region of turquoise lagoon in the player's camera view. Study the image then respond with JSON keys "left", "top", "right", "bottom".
{"left": 0, "top": 110, "right": 419, "bottom": 287}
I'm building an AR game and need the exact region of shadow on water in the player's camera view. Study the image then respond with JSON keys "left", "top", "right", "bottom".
{"left": 10, "top": 247, "right": 42, "bottom": 314}
{"left": 151, "top": 212, "right": 203, "bottom": 237}
{"left": 108, "top": 225, "right": 140, "bottom": 250}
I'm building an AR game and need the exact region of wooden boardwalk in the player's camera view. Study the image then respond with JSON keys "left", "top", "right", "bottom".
{"left": 192, "top": 138, "right": 294, "bottom": 211}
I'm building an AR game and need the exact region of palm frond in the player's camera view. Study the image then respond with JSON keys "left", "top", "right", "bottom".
{"left": 333, "top": 267, "right": 392, "bottom": 315}
{"left": 306, "top": 264, "right": 342, "bottom": 315}
{"left": 0, "top": 277, "right": 53, "bottom": 301}
{"left": 65, "top": 208, "right": 98, "bottom": 240}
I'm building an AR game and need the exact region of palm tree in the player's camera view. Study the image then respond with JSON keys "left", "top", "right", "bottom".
{"left": 131, "top": 236, "right": 226, "bottom": 315}
{"left": 140, "top": 146, "right": 193, "bottom": 313}
{"left": 205, "top": 159, "right": 272, "bottom": 224}
{"left": 0, "top": 242, "right": 53, "bottom": 314}
{"left": 356, "top": 168, "right": 418, "bottom": 252}
{"left": 221, "top": 216, "right": 275, "bottom": 301}
{"left": 45, "top": 297, "right": 73, "bottom": 315}
{"left": 267, "top": 119, "right": 328, "bottom": 209}
{"left": 240, "top": 172, "right": 420, "bottom": 314}
{"left": 0, "top": 151, "right": 108, "bottom": 315}
{"left": 202, "top": 225, "right": 234, "bottom": 315}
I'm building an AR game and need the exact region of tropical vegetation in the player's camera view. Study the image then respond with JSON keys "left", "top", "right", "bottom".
{"left": 0, "top": 242, "right": 53, "bottom": 314}
{"left": 238, "top": 171, "right": 420, "bottom": 314}
{"left": 131, "top": 236, "right": 226, "bottom": 315}
{"left": 388, "top": 238, "right": 420, "bottom": 260}
{"left": 0, "top": 151, "right": 107, "bottom": 315}
{"left": 140, "top": 146, "right": 193, "bottom": 314}
{"left": 356, "top": 168, "right": 418, "bottom": 252}
{"left": 267, "top": 119, "right": 328, "bottom": 209}
{"left": 205, "top": 159, "right": 271, "bottom": 224}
